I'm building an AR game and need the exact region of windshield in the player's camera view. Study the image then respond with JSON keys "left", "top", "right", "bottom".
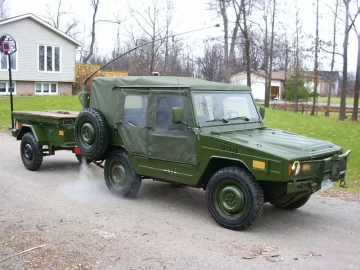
{"left": 193, "top": 92, "right": 259, "bottom": 124}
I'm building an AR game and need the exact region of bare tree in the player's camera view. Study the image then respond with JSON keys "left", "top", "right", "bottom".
{"left": 325, "top": 0, "right": 340, "bottom": 117}
{"left": 128, "top": 0, "right": 171, "bottom": 74}
{"left": 310, "top": 0, "right": 320, "bottom": 115}
{"left": 0, "top": 0, "right": 7, "bottom": 20}
{"left": 82, "top": 0, "right": 100, "bottom": 64}
{"left": 350, "top": 3, "right": 360, "bottom": 120}
{"left": 339, "top": 0, "right": 351, "bottom": 120}
{"left": 81, "top": 0, "right": 123, "bottom": 64}
{"left": 44, "top": 0, "right": 80, "bottom": 38}
{"left": 264, "top": 0, "right": 276, "bottom": 108}
{"left": 197, "top": 43, "right": 224, "bottom": 81}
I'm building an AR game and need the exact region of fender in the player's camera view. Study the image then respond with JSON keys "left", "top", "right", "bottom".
{"left": 13, "top": 124, "right": 48, "bottom": 145}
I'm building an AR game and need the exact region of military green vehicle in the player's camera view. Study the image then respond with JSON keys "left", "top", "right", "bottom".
{"left": 11, "top": 110, "right": 90, "bottom": 171}
{"left": 71, "top": 75, "right": 351, "bottom": 231}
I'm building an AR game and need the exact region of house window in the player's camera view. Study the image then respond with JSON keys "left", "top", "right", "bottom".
{"left": 0, "top": 81, "right": 16, "bottom": 95}
{"left": 39, "top": 45, "right": 60, "bottom": 72}
{"left": 0, "top": 52, "right": 17, "bottom": 71}
{"left": 35, "top": 82, "right": 58, "bottom": 94}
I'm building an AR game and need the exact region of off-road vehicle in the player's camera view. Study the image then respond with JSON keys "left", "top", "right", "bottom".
{"left": 70, "top": 75, "right": 351, "bottom": 230}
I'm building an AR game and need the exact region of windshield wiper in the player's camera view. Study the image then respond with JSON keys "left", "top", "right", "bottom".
{"left": 226, "top": 116, "right": 250, "bottom": 121}
{"left": 206, "top": 118, "right": 229, "bottom": 123}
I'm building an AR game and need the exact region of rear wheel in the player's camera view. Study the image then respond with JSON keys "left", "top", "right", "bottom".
{"left": 206, "top": 167, "right": 264, "bottom": 231}
{"left": 20, "top": 132, "right": 43, "bottom": 171}
{"left": 104, "top": 150, "right": 142, "bottom": 198}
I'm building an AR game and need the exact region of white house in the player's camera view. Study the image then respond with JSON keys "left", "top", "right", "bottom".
{"left": 0, "top": 13, "right": 81, "bottom": 96}
{"left": 230, "top": 70, "right": 285, "bottom": 101}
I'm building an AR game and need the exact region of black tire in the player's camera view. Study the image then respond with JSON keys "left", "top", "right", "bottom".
{"left": 75, "top": 154, "right": 92, "bottom": 164}
{"left": 104, "top": 150, "right": 142, "bottom": 198}
{"left": 20, "top": 132, "right": 43, "bottom": 171}
{"left": 206, "top": 167, "right": 264, "bottom": 231}
{"left": 74, "top": 108, "right": 110, "bottom": 160}
{"left": 273, "top": 194, "right": 311, "bottom": 210}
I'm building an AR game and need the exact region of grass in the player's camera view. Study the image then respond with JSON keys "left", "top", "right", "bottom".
{"left": 317, "top": 96, "right": 354, "bottom": 105}
{"left": 264, "top": 109, "right": 360, "bottom": 193}
{"left": 0, "top": 95, "right": 359, "bottom": 193}
{"left": 0, "top": 96, "right": 82, "bottom": 130}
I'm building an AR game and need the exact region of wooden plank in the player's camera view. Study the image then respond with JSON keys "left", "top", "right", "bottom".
{"left": 12, "top": 110, "right": 79, "bottom": 119}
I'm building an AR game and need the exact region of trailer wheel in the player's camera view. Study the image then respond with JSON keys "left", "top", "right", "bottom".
{"left": 104, "top": 150, "right": 142, "bottom": 198}
{"left": 74, "top": 108, "right": 110, "bottom": 160}
{"left": 20, "top": 132, "right": 43, "bottom": 171}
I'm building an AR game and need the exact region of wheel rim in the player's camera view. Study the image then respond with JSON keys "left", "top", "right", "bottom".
{"left": 80, "top": 123, "right": 95, "bottom": 145}
{"left": 110, "top": 162, "right": 127, "bottom": 188}
{"left": 23, "top": 143, "right": 33, "bottom": 160}
{"left": 215, "top": 180, "right": 246, "bottom": 218}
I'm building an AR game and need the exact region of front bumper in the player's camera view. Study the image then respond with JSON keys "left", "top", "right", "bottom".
{"left": 287, "top": 150, "right": 351, "bottom": 194}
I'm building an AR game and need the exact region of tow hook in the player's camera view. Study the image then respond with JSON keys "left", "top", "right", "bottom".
{"left": 339, "top": 179, "right": 346, "bottom": 188}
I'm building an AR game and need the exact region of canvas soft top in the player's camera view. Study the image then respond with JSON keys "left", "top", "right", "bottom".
{"left": 91, "top": 76, "right": 251, "bottom": 92}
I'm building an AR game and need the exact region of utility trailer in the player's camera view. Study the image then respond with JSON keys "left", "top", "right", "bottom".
{"left": 11, "top": 110, "right": 90, "bottom": 171}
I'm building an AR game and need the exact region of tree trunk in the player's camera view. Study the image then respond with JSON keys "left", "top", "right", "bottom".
{"left": 219, "top": 0, "right": 229, "bottom": 80}
{"left": 325, "top": 0, "right": 339, "bottom": 117}
{"left": 265, "top": 0, "right": 276, "bottom": 108}
{"left": 311, "top": 0, "right": 319, "bottom": 115}
{"left": 241, "top": 0, "right": 251, "bottom": 87}
{"left": 352, "top": 33, "right": 360, "bottom": 120}
{"left": 339, "top": 0, "right": 350, "bottom": 121}
{"left": 82, "top": 0, "right": 99, "bottom": 63}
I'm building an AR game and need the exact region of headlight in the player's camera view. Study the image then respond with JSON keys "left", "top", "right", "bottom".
{"left": 289, "top": 161, "right": 312, "bottom": 176}
{"left": 292, "top": 161, "right": 301, "bottom": 176}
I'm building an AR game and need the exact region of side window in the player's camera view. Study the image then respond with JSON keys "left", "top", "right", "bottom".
{"left": 123, "top": 95, "right": 148, "bottom": 127}
{"left": 156, "top": 96, "right": 185, "bottom": 131}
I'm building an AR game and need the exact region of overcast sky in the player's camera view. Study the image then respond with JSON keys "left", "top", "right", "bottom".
{"left": 5, "top": 0, "right": 360, "bottom": 73}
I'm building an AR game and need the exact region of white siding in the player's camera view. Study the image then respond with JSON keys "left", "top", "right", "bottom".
{"left": 230, "top": 72, "right": 283, "bottom": 100}
{"left": 0, "top": 17, "right": 77, "bottom": 82}
{"left": 230, "top": 72, "right": 266, "bottom": 100}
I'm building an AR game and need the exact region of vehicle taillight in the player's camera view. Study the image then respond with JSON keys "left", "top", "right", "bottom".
{"left": 74, "top": 147, "right": 81, "bottom": 154}
{"left": 18, "top": 122, "right": 22, "bottom": 128}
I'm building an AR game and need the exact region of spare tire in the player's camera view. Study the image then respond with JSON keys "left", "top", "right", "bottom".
{"left": 74, "top": 108, "right": 110, "bottom": 160}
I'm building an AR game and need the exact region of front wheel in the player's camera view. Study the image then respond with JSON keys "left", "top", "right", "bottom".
{"left": 272, "top": 194, "right": 311, "bottom": 210}
{"left": 104, "top": 150, "right": 142, "bottom": 198}
{"left": 206, "top": 167, "right": 264, "bottom": 231}
{"left": 20, "top": 132, "right": 43, "bottom": 171}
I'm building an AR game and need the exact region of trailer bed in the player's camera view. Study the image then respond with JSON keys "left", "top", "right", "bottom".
{"left": 12, "top": 110, "right": 79, "bottom": 119}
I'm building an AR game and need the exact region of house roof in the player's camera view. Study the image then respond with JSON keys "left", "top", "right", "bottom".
{"left": 233, "top": 69, "right": 339, "bottom": 82}
{"left": 0, "top": 13, "right": 82, "bottom": 46}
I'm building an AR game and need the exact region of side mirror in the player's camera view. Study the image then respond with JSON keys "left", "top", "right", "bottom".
{"left": 172, "top": 107, "right": 183, "bottom": 124}
{"left": 259, "top": 106, "right": 265, "bottom": 119}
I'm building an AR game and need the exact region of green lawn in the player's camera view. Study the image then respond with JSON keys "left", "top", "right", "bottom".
{"left": 317, "top": 96, "right": 354, "bottom": 105}
{"left": 1, "top": 95, "right": 359, "bottom": 193}
{"left": 0, "top": 96, "right": 82, "bottom": 130}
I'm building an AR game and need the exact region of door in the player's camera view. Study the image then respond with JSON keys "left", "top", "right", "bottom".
{"left": 143, "top": 89, "right": 198, "bottom": 183}
{"left": 117, "top": 89, "right": 150, "bottom": 157}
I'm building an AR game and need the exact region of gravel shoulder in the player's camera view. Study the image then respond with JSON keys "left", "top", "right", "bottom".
{"left": 0, "top": 132, "right": 360, "bottom": 270}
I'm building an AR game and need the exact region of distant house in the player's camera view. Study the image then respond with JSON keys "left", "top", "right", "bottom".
{"left": 230, "top": 70, "right": 286, "bottom": 101}
{"left": 303, "top": 71, "right": 340, "bottom": 96}
{"left": 230, "top": 70, "right": 340, "bottom": 101}
{"left": 0, "top": 13, "right": 81, "bottom": 96}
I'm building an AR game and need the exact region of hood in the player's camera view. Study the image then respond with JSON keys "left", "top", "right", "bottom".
{"left": 214, "top": 128, "right": 341, "bottom": 160}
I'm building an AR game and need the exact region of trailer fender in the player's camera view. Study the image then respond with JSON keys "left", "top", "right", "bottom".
{"left": 14, "top": 125, "right": 48, "bottom": 145}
